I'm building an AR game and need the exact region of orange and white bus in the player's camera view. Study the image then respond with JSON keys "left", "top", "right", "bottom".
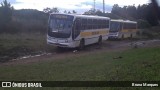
{"left": 47, "top": 14, "right": 110, "bottom": 49}
{"left": 109, "top": 19, "right": 137, "bottom": 39}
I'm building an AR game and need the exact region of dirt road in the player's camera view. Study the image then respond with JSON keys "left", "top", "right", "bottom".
{"left": 1, "top": 39, "right": 160, "bottom": 66}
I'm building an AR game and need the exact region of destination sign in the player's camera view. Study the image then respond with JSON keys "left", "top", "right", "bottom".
{"left": 51, "top": 14, "right": 74, "bottom": 20}
{"left": 54, "top": 15, "right": 68, "bottom": 19}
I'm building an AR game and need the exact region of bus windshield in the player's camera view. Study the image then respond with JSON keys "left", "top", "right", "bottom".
{"left": 110, "top": 21, "right": 121, "bottom": 32}
{"left": 48, "top": 14, "right": 74, "bottom": 38}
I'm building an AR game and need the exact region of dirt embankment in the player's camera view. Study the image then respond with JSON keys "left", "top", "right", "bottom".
{"left": 1, "top": 39, "right": 160, "bottom": 66}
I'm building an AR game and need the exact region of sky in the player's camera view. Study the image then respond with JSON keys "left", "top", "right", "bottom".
{"left": 0, "top": 0, "right": 151, "bottom": 13}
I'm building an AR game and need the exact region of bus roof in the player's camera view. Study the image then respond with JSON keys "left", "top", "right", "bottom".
{"left": 111, "top": 19, "right": 137, "bottom": 24}
{"left": 50, "top": 13, "right": 110, "bottom": 20}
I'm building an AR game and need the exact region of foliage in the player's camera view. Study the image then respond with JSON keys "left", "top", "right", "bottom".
{"left": 141, "top": 25, "right": 160, "bottom": 39}
{"left": 0, "top": 0, "right": 13, "bottom": 33}
{"left": 0, "top": 0, "right": 159, "bottom": 34}
{"left": 111, "top": 3, "right": 159, "bottom": 26}
{"left": 0, "top": 1, "right": 48, "bottom": 34}
{"left": 105, "top": 13, "right": 123, "bottom": 19}
{"left": 151, "top": 0, "right": 160, "bottom": 19}
{"left": 72, "top": 10, "right": 77, "bottom": 14}
{"left": 84, "top": 9, "right": 107, "bottom": 16}
{"left": 43, "top": 7, "right": 59, "bottom": 14}
{"left": 83, "top": 3, "right": 159, "bottom": 27}
{"left": 12, "top": 9, "right": 48, "bottom": 33}
{"left": 83, "top": 9, "right": 123, "bottom": 19}
{"left": 0, "top": 33, "right": 55, "bottom": 62}
{"left": 83, "top": 9, "right": 96, "bottom": 15}
{"left": 68, "top": 11, "right": 71, "bottom": 14}
{"left": 64, "top": 10, "right": 67, "bottom": 13}
{"left": 137, "top": 19, "right": 151, "bottom": 29}
{"left": 63, "top": 10, "right": 77, "bottom": 14}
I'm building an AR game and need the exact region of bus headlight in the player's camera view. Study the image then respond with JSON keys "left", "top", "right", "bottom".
{"left": 47, "top": 36, "right": 51, "bottom": 40}
{"left": 65, "top": 40, "right": 68, "bottom": 43}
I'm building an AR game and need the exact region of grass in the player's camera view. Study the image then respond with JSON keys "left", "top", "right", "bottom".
{"left": 0, "top": 47, "right": 160, "bottom": 90}
{"left": 0, "top": 33, "right": 55, "bottom": 62}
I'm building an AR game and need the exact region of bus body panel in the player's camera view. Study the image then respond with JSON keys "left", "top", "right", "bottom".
{"left": 109, "top": 20, "right": 137, "bottom": 39}
{"left": 78, "top": 29, "right": 109, "bottom": 46}
{"left": 47, "top": 13, "right": 110, "bottom": 48}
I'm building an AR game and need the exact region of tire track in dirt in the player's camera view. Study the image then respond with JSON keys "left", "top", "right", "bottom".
{"left": 1, "top": 39, "right": 160, "bottom": 66}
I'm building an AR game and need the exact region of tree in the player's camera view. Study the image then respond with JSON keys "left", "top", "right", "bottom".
{"left": 126, "top": 5, "right": 137, "bottom": 18}
{"left": 151, "top": 0, "right": 160, "bottom": 20}
{"left": 95, "top": 10, "right": 104, "bottom": 16}
{"left": 145, "top": 3, "right": 159, "bottom": 26}
{"left": 51, "top": 7, "right": 59, "bottom": 13}
{"left": 0, "top": 0, "right": 13, "bottom": 22}
{"left": 43, "top": 7, "right": 59, "bottom": 14}
{"left": 111, "top": 3, "right": 159, "bottom": 26}
{"left": 68, "top": 11, "right": 71, "bottom": 14}
{"left": 0, "top": 0, "right": 13, "bottom": 32}
{"left": 64, "top": 10, "right": 67, "bottom": 13}
{"left": 83, "top": 9, "right": 95, "bottom": 15}
{"left": 72, "top": 10, "right": 77, "bottom": 14}
{"left": 83, "top": 9, "right": 105, "bottom": 16}
{"left": 111, "top": 4, "right": 121, "bottom": 15}
{"left": 43, "top": 7, "right": 52, "bottom": 13}
{"left": 136, "top": 4, "right": 159, "bottom": 26}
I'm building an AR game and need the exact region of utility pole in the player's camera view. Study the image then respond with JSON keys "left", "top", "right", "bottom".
{"left": 93, "top": 0, "right": 96, "bottom": 13}
{"left": 103, "top": 0, "right": 105, "bottom": 13}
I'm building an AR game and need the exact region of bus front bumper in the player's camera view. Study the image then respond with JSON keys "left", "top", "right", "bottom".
{"left": 108, "top": 36, "right": 118, "bottom": 39}
{"left": 47, "top": 39, "right": 78, "bottom": 48}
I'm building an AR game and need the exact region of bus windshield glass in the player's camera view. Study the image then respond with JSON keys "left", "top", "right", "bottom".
{"left": 110, "top": 21, "right": 121, "bottom": 32}
{"left": 48, "top": 14, "right": 74, "bottom": 38}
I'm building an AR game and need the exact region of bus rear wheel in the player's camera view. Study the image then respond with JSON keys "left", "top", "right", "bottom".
{"left": 130, "top": 34, "right": 133, "bottom": 39}
{"left": 121, "top": 34, "right": 124, "bottom": 40}
{"left": 98, "top": 36, "right": 102, "bottom": 45}
{"left": 79, "top": 39, "right": 85, "bottom": 50}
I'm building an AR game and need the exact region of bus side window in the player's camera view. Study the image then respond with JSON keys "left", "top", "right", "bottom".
{"left": 128, "top": 23, "right": 131, "bottom": 29}
{"left": 92, "top": 19, "right": 95, "bottom": 29}
{"left": 100, "top": 20, "right": 103, "bottom": 29}
{"left": 87, "top": 19, "right": 92, "bottom": 30}
{"left": 123, "top": 23, "right": 127, "bottom": 29}
{"left": 94, "top": 19, "right": 98, "bottom": 29}
{"left": 132, "top": 23, "right": 136, "bottom": 29}
{"left": 76, "top": 18, "right": 81, "bottom": 30}
{"left": 119, "top": 23, "right": 122, "bottom": 30}
{"left": 134, "top": 24, "right": 137, "bottom": 29}
{"left": 106, "top": 20, "right": 109, "bottom": 28}
{"left": 98, "top": 20, "right": 100, "bottom": 29}
{"left": 82, "top": 19, "right": 87, "bottom": 30}
{"left": 73, "top": 18, "right": 81, "bottom": 39}
{"left": 103, "top": 20, "right": 106, "bottom": 28}
{"left": 130, "top": 24, "right": 132, "bottom": 29}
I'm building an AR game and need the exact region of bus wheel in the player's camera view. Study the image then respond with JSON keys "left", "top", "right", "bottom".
{"left": 56, "top": 46, "right": 63, "bottom": 52}
{"left": 130, "top": 34, "right": 133, "bottom": 39}
{"left": 98, "top": 36, "right": 102, "bottom": 45}
{"left": 79, "top": 39, "right": 85, "bottom": 50}
{"left": 121, "top": 34, "right": 124, "bottom": 40}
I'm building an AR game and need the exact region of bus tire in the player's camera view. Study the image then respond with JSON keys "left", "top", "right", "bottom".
{"left": 121, "top": 34, "right": 124, "bottom": 40}
{"left": 56, "top": 46, "right": 64, "bottom": 52}
{"left": 130, "top": 34, "right": 133, "bottom": 39}
{"left": 98, "top": 36, "right": 102, "bottom": 45}
{"left": 79, "top": 39, "right": 85, "bottom": 50}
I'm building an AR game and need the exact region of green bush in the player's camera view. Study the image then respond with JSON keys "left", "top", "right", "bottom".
{"left": 137, "top": 19, "right": 151, "bottom": 29}
{"left": 5, "top": 21, "right": 22, "bottom": 33}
